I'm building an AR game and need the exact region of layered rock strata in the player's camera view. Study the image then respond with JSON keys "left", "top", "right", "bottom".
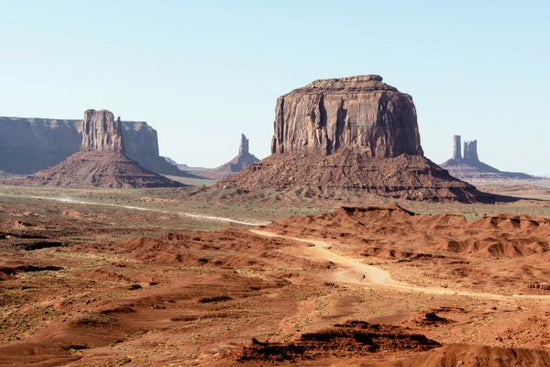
{"left": 221, "top": 75, "right": 490, "bottom": 203}
{"left": 26, "top": 110, "right": 182, "bottom": 188}
{"left": 271, "top": 75, "right": 423, "bottom": 157}
{"left": 0, "top": 116, "right": 195, "bottom": 177}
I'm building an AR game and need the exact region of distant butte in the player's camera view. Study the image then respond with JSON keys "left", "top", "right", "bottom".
{"left": 177, "top": 134, "right": 259, "bottom": 180}
{"left": 441, "top": 135, "right": 536, "bottom": 180}
{"left": 25, "top": 109, "right": 182, "bottom": 188}
{"left": 220, "top": 75, "right": 491, "bottom": 203}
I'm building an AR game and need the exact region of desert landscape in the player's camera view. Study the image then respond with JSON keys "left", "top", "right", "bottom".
{"left": 1, "top": 74, "right": 549, "bottom": 367}
{"left": 1, "top": 2, "right": 549, "bottom": 366}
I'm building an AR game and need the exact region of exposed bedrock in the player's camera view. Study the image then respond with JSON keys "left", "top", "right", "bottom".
{"left": 463, "top": 140, "right": 479, "bottom": 163}
{"left": 271, "top": 75, "right": 423, "bottom": 157}
{"left": 25, "top": 109, "right": 182, "bottom": 188}
{"left": 80, "top": 110, "right": 123, "bottom": 152}
{"left": 221, "top": 75, "right": 491, "bottom": 203}
{"left": 453, "top": 135, "right": 462, "bottom": 160}
{"left": 0, "top": 115, "right": 189, "bottom": 176}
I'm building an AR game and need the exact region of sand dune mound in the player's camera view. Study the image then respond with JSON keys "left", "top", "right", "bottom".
{"left": 266, "top": 204, "right": 550, "bottom": 294}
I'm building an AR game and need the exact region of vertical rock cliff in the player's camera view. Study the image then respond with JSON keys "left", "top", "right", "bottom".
{"left": 0, "top": 116, "right": 193, "bottom": 177}
{"left": 453, "top": 135, "right": 462, "bottom": 160}
{"left": 271, "top": 75, "right": 423, "bottom": 157}
{"left": 221, "top": 75, "right": 490, "bottom": 203}
{"left": 80, "top": 110, "right": 124, "bottom": 152}
{"left": 463, "top": 140, "right": 479, "bottom": 163}
{"left": 25, "top": 110, "right": 182, "bottom": 188}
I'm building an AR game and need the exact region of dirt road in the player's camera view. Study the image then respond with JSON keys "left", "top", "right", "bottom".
{"left": 251, "top": 229, "right": 550, "bottom": 302}
{"left": 0, "top": 191, "right": 269, "bottom": 226}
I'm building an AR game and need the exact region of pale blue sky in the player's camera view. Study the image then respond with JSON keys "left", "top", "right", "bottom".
{"left": 1, "top": 1, "right": 548, "bottom": 175}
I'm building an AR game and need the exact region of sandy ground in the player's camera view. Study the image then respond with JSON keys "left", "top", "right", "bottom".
{"left": 1, "top": 187, "right": 550, "bottom": 366}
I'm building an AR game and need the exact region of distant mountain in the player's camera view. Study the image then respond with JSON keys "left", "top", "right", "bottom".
{"left": 441, "top": 135, "right": 538, "bottom": 180}
{"left": 174, "top": 134, "right": 260, "bottom": 180}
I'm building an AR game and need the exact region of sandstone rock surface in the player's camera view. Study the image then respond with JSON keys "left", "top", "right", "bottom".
{"left": 26, "top": 110, "right": 182, "bottom": 188}
{"left": 221, "top": 75, "right": 491, "bottom": 203}
{"left": 0, "top": 116, "right": 195, "bottom": 177}
{"left": 80, "top": 110, "right": 123, "bottom": 152}
{"left": 271, "top": 75, "right": 422, "bottom": 157}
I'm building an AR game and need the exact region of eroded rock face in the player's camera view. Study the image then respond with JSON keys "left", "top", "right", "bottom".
{"left": 0, "top": 115, "right": 193, "bottom": 177}
{"left": 271, "top": 75, "right": 423, "bottom": 157}
{"left": 24, "top": 109, "right": 183, "bottom": 188}
{"left": 453, "top": 135, "right": 462, "bottom": 160}
{"left": 80, "top": 110, "right": 123, "bottom": 152}
{"left": 219, "top": 75, "right": 492, "bottom": 203}
{"left": 463, "top": 140, "right": 479, "bottom": 163}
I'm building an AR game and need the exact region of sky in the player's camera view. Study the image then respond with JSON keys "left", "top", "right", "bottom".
{"left": 0, "top": 0, "right": 548, "bottom": 176}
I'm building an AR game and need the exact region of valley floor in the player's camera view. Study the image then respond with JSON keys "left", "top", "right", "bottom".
{"left": 1, "top": 184, "right": 550, "bottom": 366}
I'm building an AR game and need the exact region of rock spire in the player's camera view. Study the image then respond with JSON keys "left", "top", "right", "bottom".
{"left": 463, "top": 140, "right": 479, "bottom": 163}
{"left": 80, "top": 110, "right": 124, "bottom": 152}
{"left": 452, "top": 135, "right": 462, "bottom": 160}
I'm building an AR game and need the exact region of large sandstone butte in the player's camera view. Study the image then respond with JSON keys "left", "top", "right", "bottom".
{"left": 441, "top": 135, "right": 536, "bottom": 180}
{"left": 222, "top": 75, "right": 490, "bottom": 202}
{"left": 26, "top": 110, "right": 182, "bottom": 188}
{"left": 271, "top": 74, "right": 422, "bottom": 157}
{"left": 0, "top": 116, "right": 195, "bottom": 177}
{"left": 179, "top": 134, "right": 260, "bottom": 180}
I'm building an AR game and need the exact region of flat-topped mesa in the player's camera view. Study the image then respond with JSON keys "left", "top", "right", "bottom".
{"left": 271, "top": 74, "right": 423, "bottom": 157}
{"left": 80, "top": 109, "right": 124, "bottom": 153}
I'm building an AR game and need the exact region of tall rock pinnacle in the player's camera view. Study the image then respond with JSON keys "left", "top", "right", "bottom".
{"left": 463, "top": 140, "right": 479, "bottom": 163}
{"left": 453, "top": 135, "right": 462, "bottom": 160}
{"left": 442, "top": 136, "right": 534, "bottom": 180}
{"left": 26, "top": 109, "right": 182, "bottom": 188}
{"left": 239, "top": 133, "right": 249, "bottom": 156}
{"left": 80, "top": 110, "right": 124, "bottom": 153}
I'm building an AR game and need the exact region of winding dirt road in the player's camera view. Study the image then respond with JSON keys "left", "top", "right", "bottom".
{"left": 251, "top": 229, "right": 550, "bottom": 302}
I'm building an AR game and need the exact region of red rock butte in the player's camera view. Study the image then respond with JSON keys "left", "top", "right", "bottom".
{"left": 221, "top": 75, "right": 493, "bottom": 203}
{"left": 25, "top": 109, "right": 182, "bottom": 188}
{"left": 271, "top": 74, "right": 422, "bottom": 157}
